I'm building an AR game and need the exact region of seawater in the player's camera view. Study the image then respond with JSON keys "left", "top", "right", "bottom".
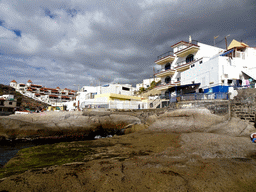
{"left": 0, "top": 134, "right": 114, "bottom": 167}
{"left": 0, "top": 142, "right": 36, "bottom": 166}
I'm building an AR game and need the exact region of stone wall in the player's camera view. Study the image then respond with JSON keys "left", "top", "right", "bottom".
{"left": 231, "top": 88, "right": 256, "bottom": 123}
{"left": 169, "top": 100, "right": 230, "bottom": 115}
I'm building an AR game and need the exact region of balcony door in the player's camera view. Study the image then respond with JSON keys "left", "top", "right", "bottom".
{"left": 186, "top": 54, "right": 194, "bottom": 63}
{"left": 165, "top": 63, "right": 171, "bottom": 70}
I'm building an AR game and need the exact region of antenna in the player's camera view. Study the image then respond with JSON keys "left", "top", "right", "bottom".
{"left": 214, "top": 35, "right": 219, "bottom": 46}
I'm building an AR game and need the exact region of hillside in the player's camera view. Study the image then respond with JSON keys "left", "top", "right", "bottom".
{"left": 0, "top": 84, "right": 49, "bottom": 111}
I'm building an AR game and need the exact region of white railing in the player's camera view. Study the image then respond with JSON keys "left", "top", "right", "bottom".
{"left": 80, "top": 100, "right": 148, "bottom": 110}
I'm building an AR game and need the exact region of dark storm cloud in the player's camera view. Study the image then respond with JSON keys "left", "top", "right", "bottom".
{"left": 0, "top": 0, "right": 255, "bottom": 89}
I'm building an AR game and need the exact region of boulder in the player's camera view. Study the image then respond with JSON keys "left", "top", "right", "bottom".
{"left": 148, "top": 108, "right": 227, "bottom": 133}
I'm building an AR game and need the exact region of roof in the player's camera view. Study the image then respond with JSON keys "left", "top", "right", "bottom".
{"left": 227, "top": 39, "right": 249, "bottom": 50}
{"left": 171, "top": 40, "right": 199, "bottom": 48}
{"left": 11, "top": 80, "right": 17, "bottom": 83}
{"left": 27, "top": 80, "right": 32, "bottom": 83}
{"left": 56, "top": 87, "right": 60, "bottom": 89}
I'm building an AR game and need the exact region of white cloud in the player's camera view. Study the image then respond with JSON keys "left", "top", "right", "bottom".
{"left": 0, "top": 26, "right": 16, "bottom": 38}
{"left": 18, "top": 34, "right": 40, "bottom": 53}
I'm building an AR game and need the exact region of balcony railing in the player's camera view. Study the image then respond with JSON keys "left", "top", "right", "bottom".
{"left": 157, "top": 51, "right": 174, "bottom": 61}
{"left": 176, "top": 58, "right": 203, "bottom": 68}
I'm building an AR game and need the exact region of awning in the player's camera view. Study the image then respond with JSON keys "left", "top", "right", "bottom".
{"left": 168, "top": 83, "right": 201, "bottom": 92}
{"left": 220, "top": 49, "right": 234, "bottom": 56}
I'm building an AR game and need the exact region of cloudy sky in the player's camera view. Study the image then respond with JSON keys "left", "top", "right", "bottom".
{"left": 0, "top": 0, "right": 255, "bottom": 90}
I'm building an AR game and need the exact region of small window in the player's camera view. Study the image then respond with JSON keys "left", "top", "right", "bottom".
{"left": 9, "top": 102, "right": 12, "bottom": 105}
{"left": 165, "top": 76, "right": 171, "bottom": 84}
{"left": 122, "top": 87, "right": 130, "bottom": 91}
{"left": 177, "top": 78, "right": 180, "bottom": 82}
{"left": 191, "top": 64, "right": 195, "bottom": 68}
{"left": 228, "top": 79, "right": 233, "bottom": 84}
{"left": 199, "top": 61, "right": 203, "bottom": 64}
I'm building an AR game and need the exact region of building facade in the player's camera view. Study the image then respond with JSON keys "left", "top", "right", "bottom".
{"left": 136, "top": 77, "right": 161, "bottom": 91}
{"left": 154, "top": 38, "right": 256, "bottom": 99}
{"left": 10, "top": 80, "right": 76, "bottom": 106}
{"left": 76, "top": 83, "right": 147, "bottom": 110}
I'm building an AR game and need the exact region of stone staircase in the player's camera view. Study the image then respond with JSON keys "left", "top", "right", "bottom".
{"left": 231, "top": 88, "right": 256, "bottom": 123}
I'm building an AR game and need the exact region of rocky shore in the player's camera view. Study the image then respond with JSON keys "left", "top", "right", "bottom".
{"left": 0, "top": 108, "right": 256, "bottom": 191}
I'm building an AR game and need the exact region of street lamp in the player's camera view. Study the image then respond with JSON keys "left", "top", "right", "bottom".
{"left": 73, "top": 84, "right": 80, "bottom": 92}
{"left": 225, "top": 34, "right": 230, "bottom": 50}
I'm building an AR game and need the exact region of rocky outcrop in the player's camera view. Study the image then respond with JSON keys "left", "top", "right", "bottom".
{"left": 0, "top": 111, "right": 143, "bottom": 140}
{"left": 1, "top": 129, "right": 256, "bottom": 192}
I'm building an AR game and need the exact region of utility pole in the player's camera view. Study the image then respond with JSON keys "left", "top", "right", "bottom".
{"left": 225, "top": 34, "right": 230, "bottom": 50}
{"left": 214, "top": 35, "right": 219, "bottom": 46}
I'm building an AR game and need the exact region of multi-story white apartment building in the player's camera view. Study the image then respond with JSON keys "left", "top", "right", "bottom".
{"left": 154, "top": 38, "right": 256, "bottom": 99}
{"left": 10, "top": 80, "right": 76, "bottom": 106}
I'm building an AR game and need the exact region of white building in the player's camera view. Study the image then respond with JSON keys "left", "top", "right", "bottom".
{"left": 76, "top": 83, "right": 147, "bottom": 110}
{"left": 154, "top": 38, "right": 256, "bottom": 100}
{"left": 136, "top": 77, "right": 161, "bottom": 91}
{"left": 10, "top": 80, "right": 76, "bottom": 107}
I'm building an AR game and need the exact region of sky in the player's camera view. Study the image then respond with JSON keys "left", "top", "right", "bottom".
{"left": 0, "top": 0, "right": 255, "bottom": 90}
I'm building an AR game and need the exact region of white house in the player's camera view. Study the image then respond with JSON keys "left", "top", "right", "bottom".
{"left": 154, "top": 38, "right": 256, "bottom": 100}
{"left": 76, "top": 83, "right": 146, "bottom": 110}
{"left": 136, "top": 77, "right": 161, "bottom": 91}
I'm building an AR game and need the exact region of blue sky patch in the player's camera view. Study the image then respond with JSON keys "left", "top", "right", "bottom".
{"left": 13, "top": 30, "right": 21, "bottom": 37}
{"left": 44, "top": 8, "right": 56, "bottom": 19}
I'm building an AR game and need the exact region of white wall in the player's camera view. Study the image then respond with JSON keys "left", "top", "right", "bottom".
{"left": 181, "top": 56, "right": 220, "bottom": 88}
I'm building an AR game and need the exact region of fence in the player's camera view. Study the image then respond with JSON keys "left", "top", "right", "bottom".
{"left": 170, "top": 92, "right": 228, "bottom": 102}
{"left": 80, "top": 100, "right": 147, "bottom": 110}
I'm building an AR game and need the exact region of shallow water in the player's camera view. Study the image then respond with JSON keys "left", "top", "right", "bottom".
{"left": 0, "top": 142, "right": 36, "bottom": 166}
{"left": 0, "top": 134, "right": 114, "bottom": 166}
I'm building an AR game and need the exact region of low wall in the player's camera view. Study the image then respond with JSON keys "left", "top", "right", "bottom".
{"left": 169, "top": 100, "right": 230, "bottom": 115}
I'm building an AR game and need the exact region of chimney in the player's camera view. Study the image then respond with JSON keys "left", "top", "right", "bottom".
{"left": 189, "top": 36, "right": 192, "bottom": 43}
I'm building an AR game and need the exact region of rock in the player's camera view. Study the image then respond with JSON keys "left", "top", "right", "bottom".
{"left": 180, "top": 132, "right": 256, "bottom": 159}
{"left": 0, "top": 111, "right": 142, "bottom": 140}
{"left": 148, "top": 108, "right": 227, "bottom": 133}
{"left": 207, "top": 117, "right": 256, "bottom": 137}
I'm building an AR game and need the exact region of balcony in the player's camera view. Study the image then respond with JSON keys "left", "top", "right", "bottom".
{"left": 172, "top": 40, "right": 199, "bottom": 58}
{"left": 155, "top": 51, "right": 175, "bottom": 65}
{"left": 175, "top": 58, "right": 202, "bottom": 72}
{"left": 155, "top": 68, "right": 175, "bottom": 78}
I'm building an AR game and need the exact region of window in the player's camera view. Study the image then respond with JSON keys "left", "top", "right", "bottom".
{"left": 165, "top": 63, "right": 171, "bottom": 70}
{"left": 177, "top": 78, "right": 180, "bottom": 82}
{"left": 191, "top": 64, "right": 195, "bottom": 68}
{"left": 122, "top": 87, "right": 130, "bottom": 91}
{"left": 9, "top": 102, "right": 12, "bottom": 105}
{"left": 199, "top": 61, "right": 203, "bottom": 64}
{"left": 186, "top": 54, "right": 194, "bottom": 63}
{"left": 165, "top": 76, "right": 171, "bottom": 84}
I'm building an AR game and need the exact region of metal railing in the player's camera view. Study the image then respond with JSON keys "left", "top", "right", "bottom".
{"left": 157, "top": 51, "right": 174, "bottom": 60}
{"left": 170, "top": 92, "right": 228, "bottom": 102}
